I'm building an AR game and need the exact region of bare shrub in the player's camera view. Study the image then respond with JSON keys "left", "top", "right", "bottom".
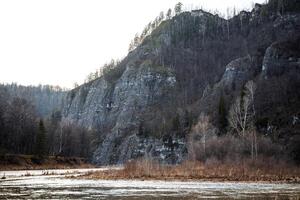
{"left": 81, "top": 158, "right": 300, "bottom": 182}
{"left": 228, "top": 81, "right": 259, "bottom": 160}
{"left": 204, "top": 134, "right": 243, "bottom": 161}
{"left": 189, "top": 129, "right": 286, "bottom": 163}
{"left": 256, "top": 136, "right": 283, "bottom": 158}
{"left": 188, "top": 114, "right": 216, "bottom": 161}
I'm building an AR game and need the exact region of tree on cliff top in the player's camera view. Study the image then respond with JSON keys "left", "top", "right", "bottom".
{"left": 175, "top": 2, "right": 183, "bottom": 15}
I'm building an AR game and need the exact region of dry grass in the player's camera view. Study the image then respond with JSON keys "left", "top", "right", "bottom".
{"left": 81, "top": 158, "right": 300, "bottom": 183}
{"left": 0, "top": 154, "right": 94, "bottom": 170}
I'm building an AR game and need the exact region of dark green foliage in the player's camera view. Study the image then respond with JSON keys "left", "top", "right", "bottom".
{"left": 218, "top": 95, "right": 227, "bottom": 134}
{"left": 172, "top": 114, "right": 180, "bottom": 132}
{"left": 0, "top": 85, "right": 94, "bottom": 159}
{"left": 35, "top": 120, "right": 47, "bottom": 158}
{"left": 288, "top": 136, "right": 300, "bottom": 165}
{"left": 0, "top": 86, "right": 9, "bottom": 154}
{"left": 84, "top": 59, "right": 126, "bottom": 85}
{"left": 255, "top": 117, "right": 269, "bottom": 129}
{"left": 166, "top": 8, "right": 172, "bottom": 19}
{"left": 102, "top": 60, "right": 126, "bottom": 84}
{"left": 138, "top": 121, "right": 149, "bottom": 137}
{"left": 255, "top": 39, "right": 300, "bottom": 135}
{"left": 50, "top": 110, "right": 62, "bottom": 125}
{"left": 260, "top": 0, "right": 300, "bottom": 17}
{"left": 282, "top": 0, "right": 300, "bottom": 13}
{"left": 3, "top": 98, "right": 37, "bottom": 155}
{"left": 79, "top": 87, "right": 90, "bottom": 105}
{"left": 183, "top": 110, "right": 193, "bottom": 132}
{"left": 70, "top": 89, "right": 76, "bottom": 101}
{"left": 174, "top": 2, "right": 183, "bottom": 15}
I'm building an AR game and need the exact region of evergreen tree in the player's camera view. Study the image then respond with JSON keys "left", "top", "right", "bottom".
{"left": 158, "top": 11, "right": 165, "bottom": 22}
{"left": 166, "top": 8, "right": 172, "bottom": 19}
{"left": 172, "top": 114, "right": 181, "bottom": 132}
{"left": 138, "top": 121, "right": 145, "bottom": 136}
{"left": 174, "top": 2, "right": 183, "bottom": 15}
{"left": 183, "top": 110, "right": 193, "bottom": 131}
{"left": 218, "top": 94, "right": 227, "bottom": 134}
{"left": 35, "top": 119, "right": 47, "bottom": 157}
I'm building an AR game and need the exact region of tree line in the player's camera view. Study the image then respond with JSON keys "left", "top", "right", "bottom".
{"left": 3, "top": 83, "right": 66, "bottom": 117}
{"left": 82, "top": 2, "right": 185, "bottom": 85}
{"left": 0, "top": 85, "right": 95, "bottom": 158}
{"left": 128, "top": 2, "right": 183, "bottom": 52}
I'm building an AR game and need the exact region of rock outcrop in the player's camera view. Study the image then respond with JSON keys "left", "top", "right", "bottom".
{"left": 62, "top": 57, "right": 178, "bottom": 164}
{"left": 262, "top": 40, "right": 300, "bottom": 78}
{"left": 62, "top": 2, "right": 300, "bottom": 165}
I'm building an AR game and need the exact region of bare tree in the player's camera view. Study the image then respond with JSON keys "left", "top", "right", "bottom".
{"left": 229, "top": 81, "right": 256, "bottom": 137}
{"left": 229, "top": 80, "right": 257, "bottom": 159}
{"left": 245, "top": 80, "right": 257, "bottom": 159}
{"left": 229, "top": 96, "right": 249, "bottom": 137}
{"left": 245, "top": 80, "right": 257, "bottom": 116}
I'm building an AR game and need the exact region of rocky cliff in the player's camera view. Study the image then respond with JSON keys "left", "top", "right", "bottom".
{"left": 62, "top": 57, "right": 180, "bottom": 164}
{"left": 62, "top": 2, "right": 300, "bottom": 165}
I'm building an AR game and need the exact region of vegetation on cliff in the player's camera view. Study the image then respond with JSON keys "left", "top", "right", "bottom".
{"left": 64, "top": 0, "right": 300, "bottom": 166}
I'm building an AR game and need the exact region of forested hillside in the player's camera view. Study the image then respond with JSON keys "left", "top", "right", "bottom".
{"left": 3, "top": 84, "right": 66, "bottom": 117}
{"left": 63, "top": 0, "right": 300, "bottom": 165}
{"left": 0, "top": 84, "right": 95, "bottom": 158}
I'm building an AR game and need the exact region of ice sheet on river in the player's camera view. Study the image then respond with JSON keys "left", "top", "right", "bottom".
{"left": 0, "top": 168, "right": 300, "bottom": 199}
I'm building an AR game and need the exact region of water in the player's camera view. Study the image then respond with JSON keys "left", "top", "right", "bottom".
{"left": 0, "top": 168, "right": 300, "bottom": 199}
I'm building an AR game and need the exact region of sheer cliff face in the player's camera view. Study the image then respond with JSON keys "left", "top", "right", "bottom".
{"left": 62, "top": 53, "right": 178, "bottom": 164}
{"left": 63, "top": 61, "right": 176, "bottom": 129}
{"left": 63, "top": 5, "right": 300, "bottom": 165}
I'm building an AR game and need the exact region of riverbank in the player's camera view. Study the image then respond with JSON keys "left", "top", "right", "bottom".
{"left": 0, "top": 154, "right": 94, "bottom": 170}
{"left": 78, "top": 159, "right": 300, "bottom": 183}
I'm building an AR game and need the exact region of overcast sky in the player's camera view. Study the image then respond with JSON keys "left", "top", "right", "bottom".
{"left": 0, "top": 0, "right": 265, "bottom": 88}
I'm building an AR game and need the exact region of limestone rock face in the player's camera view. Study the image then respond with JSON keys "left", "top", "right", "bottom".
{"left": 62, "top": 54, "right": 179, "bottom": 165}
{"left": 93, "top": 65, "right": 178, "bottom": 165}
{"left": 262, "top": 40, "right": 300, "bottom": 78}
{"left": 62, "top": 78, "right": 109, "bottom": 129}
{"left": 198, "top": 56, "right": 259, "bottom": 124}
{"left": 220, "top": 57, "right": 256, "bottom": 90}
{"left": 62, "top": 5, "right": 300, "bottom": 165}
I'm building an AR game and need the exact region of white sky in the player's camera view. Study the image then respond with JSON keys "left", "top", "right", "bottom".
{"left": 0, "top": 0, "right": 265, "bottom": 88}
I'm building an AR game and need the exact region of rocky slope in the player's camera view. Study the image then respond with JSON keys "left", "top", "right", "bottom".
{"left": 62, "top": 2, "right": 300, "bottom": 165}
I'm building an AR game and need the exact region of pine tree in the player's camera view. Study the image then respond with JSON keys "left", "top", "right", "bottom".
{"left": 218, "top": 94, "right": 227, "bottom": 134}
{"left": 166, "top": 8, "right": 172, "bottom": 19}
{"left": 35, "top": 119, "right": 47, "bottom": 158}
{"left": 175, "top": 2, "right": 183, "bottom": 15}
{"left": 277, "top": 0, "right": 284, "bottom": 14}
{"left": 172, "top": 114, "right": 181, "bottom": 132}
{"left": 159, "top": 11, "right": 165, "bottom": 22}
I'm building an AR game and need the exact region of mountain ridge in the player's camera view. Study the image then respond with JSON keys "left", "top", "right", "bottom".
{"left": 60, "top": 1, "right": 300, "bottom": 165}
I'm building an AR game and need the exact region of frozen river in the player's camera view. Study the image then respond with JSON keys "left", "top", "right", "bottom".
{"left": 0, "top": 168, "right": 300, "bottom": 199}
